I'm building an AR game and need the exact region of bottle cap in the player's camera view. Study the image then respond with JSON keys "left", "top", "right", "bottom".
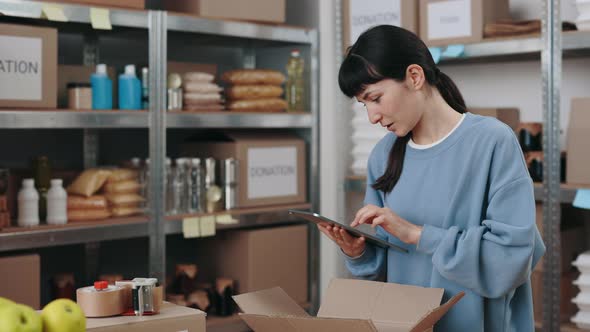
{"left": 50, "top": 179, "right": 62, "bottom": 186}
{"left": 22, "top": 179, "right": 34, "bottom": 187}
{"left": 96, "top": 64, "right": 107, "bottom": 75}
{"left": 124, "top": 64, "right": 136, "bottom": 76}
{"left": 291, "top": 49, "right": 300, "bottom": 57}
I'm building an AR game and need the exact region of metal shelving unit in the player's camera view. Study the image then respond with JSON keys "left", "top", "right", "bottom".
{"left": 0, "top": 1, "right": 320, "bottom": 327}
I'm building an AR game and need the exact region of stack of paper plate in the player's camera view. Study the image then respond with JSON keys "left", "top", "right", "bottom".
{"left": 572, "top": 252, "right": 590, "bottom": 328}
{"left": 349, "top": 102, "right": 388, "bottom": 175}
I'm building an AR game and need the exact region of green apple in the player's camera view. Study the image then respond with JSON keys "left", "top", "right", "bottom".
{"left": 41, "top": 299, "right": 85, "bottom": 332}
{"left": 0, "top": 297, "right": 16, "bottom": 308}
{"left": 0, "top": 304, "right": 42, "bottom": 332}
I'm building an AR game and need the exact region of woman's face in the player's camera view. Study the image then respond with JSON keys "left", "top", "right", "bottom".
{"left": 356, "top": 77, "right": 423, "bottom": 137}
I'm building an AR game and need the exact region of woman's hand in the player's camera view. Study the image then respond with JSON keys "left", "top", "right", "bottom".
{"left": 352, "top": 204, "right": 422, "bottom": 245}
{"left": 317, "top": 224, "right": 366, "bottom": 257}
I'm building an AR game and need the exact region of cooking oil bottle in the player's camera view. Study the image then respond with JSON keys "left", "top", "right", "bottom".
{"left": 286, "top": 49, "right": 305, "bottom": 112}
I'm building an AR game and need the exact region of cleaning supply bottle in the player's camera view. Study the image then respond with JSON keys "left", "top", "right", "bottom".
{"left": 286, "top": 49, "right": 305, "bottom": 112}
{"left": 18, "top": 179, "right": 39, "bottom": 227}
{"left": 47, "top": 179, "right": 67, "bottom": 225}
{"left": 91, "top": 64, "right": 113, "bottom": 110}
{"left": 119, "top": 64, "right": 142, "bottom": 110}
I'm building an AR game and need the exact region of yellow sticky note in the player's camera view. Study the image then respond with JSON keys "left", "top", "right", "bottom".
{"left": 42, "top": 4, "right": 68, "bottom": 22}
{"left": 90, "top": 8, "right": 112, "bottom": 30}
{"left": 200, "top": 216, "right": 216, "bottom": 237}
{"left": 215, "top": 214, "right": 238, "bottom": 225}
{"left": 182, "top": 217, "right": 201, "bottom": 239}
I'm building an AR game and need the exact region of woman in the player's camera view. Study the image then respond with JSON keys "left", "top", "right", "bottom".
{"left": 318, "top": 25, "right": 545, "bottom": 331}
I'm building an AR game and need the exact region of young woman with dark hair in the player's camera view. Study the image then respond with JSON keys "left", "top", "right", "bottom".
{"left": 318, "top": 25, "right": 545, "bottom": 331}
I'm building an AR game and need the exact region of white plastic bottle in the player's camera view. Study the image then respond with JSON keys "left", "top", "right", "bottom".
{"left": 47, "top": 179, "right": 68, "bottom": 225}
{"left": 18, "top": 179, "right": 39, "bottom": 227}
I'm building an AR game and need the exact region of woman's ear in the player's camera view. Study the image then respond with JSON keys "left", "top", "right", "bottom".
{"left": 405, "top": 64, "right": 425, "bottom": 91}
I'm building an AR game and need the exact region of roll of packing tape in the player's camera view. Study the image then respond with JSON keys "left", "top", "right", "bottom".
{"left": 76, "top": 284, "right": 126, "bottom": 317}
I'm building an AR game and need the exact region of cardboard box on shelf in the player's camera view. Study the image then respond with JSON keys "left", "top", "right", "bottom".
{"left": 168, "top": 62, "right": 217, "bottom": 78}
{"left": 213, "top": 224, "right": 308, "bottom": 305}
{"left": 0, "top": 254, "right": 40, "bottom": 309}
{"left": 532, "top": 270, "right": 578, "bottom": 323}
{"left": 0, "top": 23, "right": 57, "bottom": 109}
{"left": 86, "top": 302, "right": 205, "bottom": 332}
{"left": 535, "top": 203, "right": 588, "bottom": 274}
{"left": 567, "top": 98, "right": 590, "bottom": 185}
{"left": 181, "top": 132, "right": 307, "bottom": 208}
{"left": 469, "top": 107, "right": 520, "bottom": 132}
{"left": 233, "top": 278, "right": 464, "bottom": 332}
{"left": 164, "top": 0, "right": 285, "bottom": 24}
{"left": 342, "top": 0, "right": 418, "bottom": 53}
{"left": 39, "top": 0, "right": 144, "bottom": 9}
{"left": 419, "top": 0, "right": 510, "bottom": 46}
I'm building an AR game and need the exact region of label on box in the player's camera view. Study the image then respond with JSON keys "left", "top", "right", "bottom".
{"left": 247, "top": 146, "right": 298, "bottom": 199}
{"left": 348, "top": 0, "right": 401, "bottom": 46}
{"left": 0, "top": 35, "right": 42, "bottom": 101}
{"left": 427, "top": 0, "right": 471, "bottom": 40}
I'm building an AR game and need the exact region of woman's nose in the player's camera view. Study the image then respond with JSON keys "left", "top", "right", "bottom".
{"left": 367, "top": 107, "right": 382, "bottom": 125}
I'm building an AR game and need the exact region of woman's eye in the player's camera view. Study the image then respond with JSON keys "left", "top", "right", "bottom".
{"left": 373, "top": 96, "right": 381, "bottom": 103}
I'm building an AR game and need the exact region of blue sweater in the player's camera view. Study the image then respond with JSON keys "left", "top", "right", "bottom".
{"left": 345, "top": 113, "right": 545, "bottom": 331}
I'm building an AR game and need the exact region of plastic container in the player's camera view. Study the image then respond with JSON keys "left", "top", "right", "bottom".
{"left": 572, "top": 310, "right": 590, "bottom": 330}
{"left": 18, "top": 179, "right": 39, "bottom": 227}
{"left": 573, "top": 251, "right": 590, "bottom": 274}
{"left": 286, "top": 49, "right": 305, "bottom": 112}
{"left": 91, "top": 64, "right": 113, "bottom": 110}
{"left": 574, "top": 275, "right": 590, "bottom": 293}
{"left": 573, "top": 293, "right": 590, "bottom": 312}
{"left": 47, "top": 179, "right": 68, "bottom": 225}
{"left": 118, "top": 64, "right": 142, "bottom": 110}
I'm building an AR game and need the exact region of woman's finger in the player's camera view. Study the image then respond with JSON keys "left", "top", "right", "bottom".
{"left": 357, "top": 208, "right": 379, "bottom": 226}
{"left": 339, "top": 228, "right": 353, "bottom": 247}
{"left": 371, "top": 215, "right": 386, "bottom": 228}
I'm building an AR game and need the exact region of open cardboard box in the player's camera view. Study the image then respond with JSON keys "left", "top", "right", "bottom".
{"left": 233, "top": 279, "right": 464, "bottom": 332}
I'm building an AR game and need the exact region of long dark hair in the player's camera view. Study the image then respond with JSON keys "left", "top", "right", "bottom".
{"left": 339, "top": 25, "right": 466, "bottom": 194}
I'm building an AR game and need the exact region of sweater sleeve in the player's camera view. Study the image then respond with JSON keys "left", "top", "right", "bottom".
{"left": 344, "top": 141, "right": 388, "bottom": 280}
{"left": 416, "top": 126, "right": 546, "bottom": 298}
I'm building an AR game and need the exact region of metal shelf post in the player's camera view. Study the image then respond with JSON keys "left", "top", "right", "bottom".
{"left": 542, "top": 0, "right": 562, "bottom": 330}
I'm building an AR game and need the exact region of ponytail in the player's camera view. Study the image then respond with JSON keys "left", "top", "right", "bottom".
{"left": 372, "top": 69, "right": 466, "bottom": 194}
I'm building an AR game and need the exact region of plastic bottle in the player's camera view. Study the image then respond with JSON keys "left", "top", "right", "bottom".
{"left": 47, "top": 179, "right": 67, "bottom": 225}
{"left": 118, "top": 64, "right": 142, "bottom": 110}
{"left": 91, "top": 64, "right": 113, "bottom": 110}
{"left": 18, "top": 179, "right": 39, "bottom": 227}
{"left": 286, "top": 49, "right": 305, "bottom": 112}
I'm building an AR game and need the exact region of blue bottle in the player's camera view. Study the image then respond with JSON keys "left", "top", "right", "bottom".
{"left": 118, "top": 64, "right": 142, "bottom": 110}
{"left": 90, "top": 64, "right": 113, "bottom": 110}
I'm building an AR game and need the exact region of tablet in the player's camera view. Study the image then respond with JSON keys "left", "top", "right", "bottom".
{"left": 288, "top": 210, "right": 408, "bottom": 253}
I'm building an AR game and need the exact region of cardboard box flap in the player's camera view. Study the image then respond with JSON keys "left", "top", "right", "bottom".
{"left": 319, "top": 279, "right": 445, "bottom": 324}
{"left": 569, "top": 99, "right": 590, "bottom": 129}
{"left": 318, "top": 279, "right": 384, "bottom": 319}
{"left": 408, "top": 292, "right": 465, "bottom": 332}
{"left": 233, "top": 287, "right": 310, "bottom": 317}
{"left": 240, "top": 314, "right": 377, "bottom": 332}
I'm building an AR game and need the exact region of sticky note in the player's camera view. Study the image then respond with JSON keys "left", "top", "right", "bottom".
{"left": 200, "top": 216, "right": 216, "bottom": 237}
{"left": 42, "top": 4, "right": 68, "bottom": 22}
{"left": 182, "top": 217, "right": 200, "bottom": 239}
{"left": 429, "top": 47, "right": 442, "bottom": 64}
{"left": 442, "top": 44, "right": 465, "bottom": 58}
{"left": 573, "top": 189, "right": 590, "bottom": 210}
{"left": 90, "top": 8, "right": 112, "bottom": 30}
{"left": 216, "top": 214, "right": 238, "bottom": 225}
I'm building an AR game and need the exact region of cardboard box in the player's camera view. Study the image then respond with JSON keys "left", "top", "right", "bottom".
{"left": 87, "top": 302, "right": 205, "bottom": 332}
{"left": 213, "top": 225, "right": 308, "bottom": 305}
{"left": 567, "top": 98, "right": 590, "bottom": 184}
{"left": 168, "top": 61, "right": 217, "bottom": 78}
{"left": 0, "top": 254, "right": 40, "bottom": 309}
{"left": 532, "top": 270, "right": 578, "bottom": 323}
{"left": 419, "top": 0, "right": 510, "bottom": 46}
{"left": 40, "top": 0, "right": 144, "bottom": 9}
{"left": 233, "top": 278, "right": 464, "bottom": 332}
{"left": 0, "top": 23, "right": 57, "bottom": 108}
{"left": 342, "top": 0, "right": 418, "bottom": 52}
{"left": 469, "top": 108, "right": 520, "bottom": 132}
{"left": 182, "top": 132, "right": 307, "bottom": 208}
{"left": 164, "top": 0, "right": 285, "bottom": 24}
{"left": 534, "top": 203, "right": 588, "bottom": 274}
